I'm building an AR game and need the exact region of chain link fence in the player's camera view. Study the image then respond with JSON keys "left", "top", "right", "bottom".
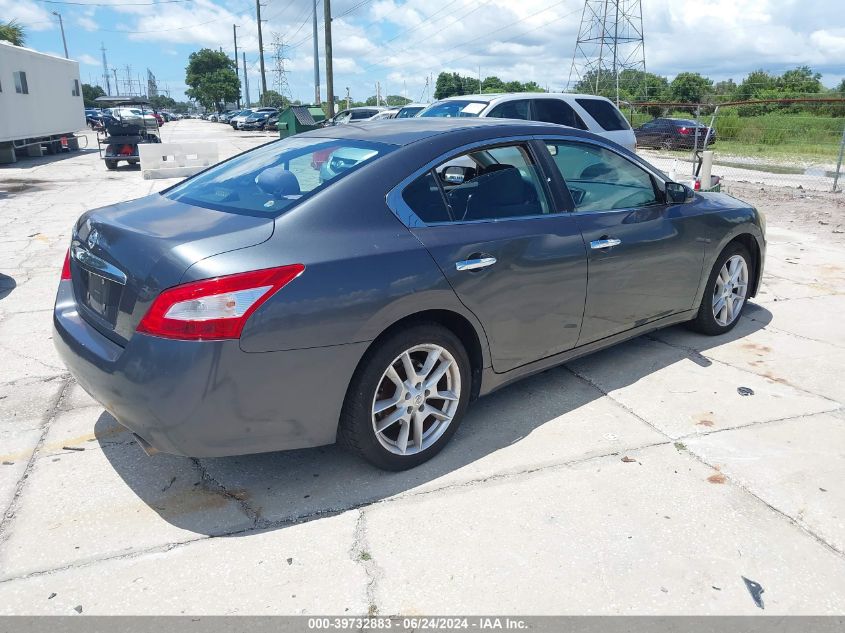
{"left": 624, "top": 99, "right": 845, "bottom": 193}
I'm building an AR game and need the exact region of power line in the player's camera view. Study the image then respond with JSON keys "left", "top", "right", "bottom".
{"left": 333, "top": 0, "right": 375, "bottom": 19}
{"left": 97, "top": 17, "right": 222, "bottom": 32}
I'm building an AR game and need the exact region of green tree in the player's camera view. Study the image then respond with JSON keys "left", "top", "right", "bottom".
{"left": 385, "top": 94, "right": 411, "bottom": 106}
{"left": 185, "top": 48, "right": 240, "bottom": 112}
{"left": 669, "top": 72, "right": 713, "bottom": 104}
{"left": 481, "top": 75, "right": 505, "bottom": 93}
{"left": 735, "top": 69, "right": 776, "bottom": 101}
{"left": 0, "top": 19, "right": 25, "bottom": 46}
{"left": 149, "top": 94, "right": 176, "bottom": 110}
{"left": 262, "top": 89, "right": 289, "bottom": 108}
{"left": 81, "top": 83, "right": 105, "bottom": 107}
{"left": 778, "top": 66, "right": 822, "bottom": 94}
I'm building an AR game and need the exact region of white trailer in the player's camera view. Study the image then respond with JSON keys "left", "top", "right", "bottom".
{"left": 0, "top": 41, "right": 86, "bottom": 163}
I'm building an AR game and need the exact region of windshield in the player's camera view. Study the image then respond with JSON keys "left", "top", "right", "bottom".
{"left": 164, "top": 137, "right": 394, "bottom": 217}
{"left": 396, "top": 106, "right": 424, "bottom": 118}
{"left": 418, "top": 100, "right": 487, "bottom": 118}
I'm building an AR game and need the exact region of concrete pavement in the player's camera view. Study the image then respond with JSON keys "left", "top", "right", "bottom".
{"left": 0, "top": 120, "right": 843, "bottom": 615}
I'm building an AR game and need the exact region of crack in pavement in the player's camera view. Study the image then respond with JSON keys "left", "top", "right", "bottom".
{"left": 350, "top": 509, "right": 380, "bottom": 616}
{"left": 0, "top": 375, "right": 73, "bottom": 547}
{"left": 189, "top": 458, "right": 264, "bottom": 528}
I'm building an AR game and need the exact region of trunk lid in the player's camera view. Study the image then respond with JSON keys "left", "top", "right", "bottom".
{"left": 70, "top": 194, "right": 274, "bottom": 345}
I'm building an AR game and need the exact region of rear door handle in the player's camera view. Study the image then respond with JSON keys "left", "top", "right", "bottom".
{"left": 456, "top": 257, "right": 497, "bottom": 271}
{"left": 590, "top": 238, "right": 622, "bottom": 250}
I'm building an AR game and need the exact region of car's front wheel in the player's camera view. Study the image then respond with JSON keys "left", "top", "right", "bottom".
{"left": 689, "top": 242, "right": 753, "bottom": 335}
{"left": 340, "top": 323, "right": 471, "bottom": 470}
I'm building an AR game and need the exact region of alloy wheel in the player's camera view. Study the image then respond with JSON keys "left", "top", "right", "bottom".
{"left": 712, "top": 254, "right": 749, "bottom": 327}
{"left": 371, "top": 344, "right": 461, "bottom": 456}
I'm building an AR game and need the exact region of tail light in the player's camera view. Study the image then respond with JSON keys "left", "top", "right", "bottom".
{"left": 137, "top": 264, "right": 304, "bottom": 341}
{"left": 61, "top": 248, "right": 72, "bottom": 280}
{"left": 679, "top": 127, "right": 690, "bottom": 135}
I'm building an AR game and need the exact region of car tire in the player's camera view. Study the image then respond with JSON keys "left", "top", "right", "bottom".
{"left": 105, "top": 159, "right": 118, "bottom": 170}
{"left": 339, "top": 323, "right": 471, "bottom": 471}
{"left": 689, "top": 242, "right": 753, "bottom": 336}
{"left": 660, "top": 137, "right": 674, "bottom": 151}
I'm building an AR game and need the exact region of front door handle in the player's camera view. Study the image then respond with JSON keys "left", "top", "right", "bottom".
{"left": 456, "top": 257, "right": 497, "bottom": 271}
{"left": 590, "top": 238, "right": 622, "bottom": 250}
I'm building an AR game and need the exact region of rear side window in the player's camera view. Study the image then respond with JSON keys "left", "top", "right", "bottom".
{"left": 532, "top": 99, "right": 588, "bottom": 129}
{"left": 164, "top": 137, "right": 393, "bottom": 217}
{"left": 487, "top": 100, "right": 529, "bottom": 120}
{"left": 575, "top": 98, "right": 630, "bottom": 131}
{"left": 402, "top": 172, "right": 450, "bottom": 223}
{"left": 402, "top": 143, "right": 551, "bottom": 224}
{"left": 350, "top": 109, "right": 377, "bottom": 120}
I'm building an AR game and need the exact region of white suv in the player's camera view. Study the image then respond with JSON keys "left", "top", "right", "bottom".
{"left": 417, "top": 93, "right": 636, "bottom": 151}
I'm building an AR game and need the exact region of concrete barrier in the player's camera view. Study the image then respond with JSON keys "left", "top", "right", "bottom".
{"left": 139, "top": 142, "right": 218, "bottom": 180}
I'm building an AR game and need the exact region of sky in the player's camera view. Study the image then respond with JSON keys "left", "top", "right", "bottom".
{"left": 3, "top": 0, "right": 844, "bottom": 105}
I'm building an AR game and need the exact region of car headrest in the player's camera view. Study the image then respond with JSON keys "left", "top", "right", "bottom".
{"left": 472, "top": 167, "right": 525, "bottom": 206}
{"left": 255, "top": 167, "right": 301, "bottom": 198}
{"left": 579, "top": 162, "right": 614, "bottom": 180}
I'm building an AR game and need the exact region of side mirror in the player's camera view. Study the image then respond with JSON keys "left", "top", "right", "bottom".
{"left": 442, "top": 165, "right": 470, "bottom": 184}
{"left": 665, "top": 182, "right": 694, "bottom": 204}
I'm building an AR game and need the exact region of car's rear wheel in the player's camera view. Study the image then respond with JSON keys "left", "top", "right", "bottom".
{"left": 105, "top": 159, "right": 118, "bottom": 170}
{"left": 689, "top": 242, "right": 753, "bottom": 335}
{"left": 660, "top": 137, "right": 674, "bottom": 151}
{"left": 339, "top": 323, "right": 471, "bottom": 470}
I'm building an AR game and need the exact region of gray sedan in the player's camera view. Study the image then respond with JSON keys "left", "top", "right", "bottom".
{"left": 53, "top": 119, "right": 765, "bottom": 470}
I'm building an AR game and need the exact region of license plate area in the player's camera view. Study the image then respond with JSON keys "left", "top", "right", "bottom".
{"left": 79, "top": 270, "right": 123, "bottom": 326}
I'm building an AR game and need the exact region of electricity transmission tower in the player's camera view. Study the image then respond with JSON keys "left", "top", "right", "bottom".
{"left": 566, "top": 0, "right": 646, "bottom": 104}
{"left": 271, "top": 33, "right": 291, "bottom": 104}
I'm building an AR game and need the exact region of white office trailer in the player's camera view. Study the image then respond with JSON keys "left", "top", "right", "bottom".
{"left": 0, "top": 41, "right": 86, "bottom": 163}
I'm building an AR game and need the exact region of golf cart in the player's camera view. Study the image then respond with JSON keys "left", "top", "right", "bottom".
{"left": 94, "top": 96, "right": 161, "bottom": 170}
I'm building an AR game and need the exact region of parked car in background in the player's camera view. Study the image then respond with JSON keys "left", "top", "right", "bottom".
{"left": 369, "top": 108, "right": 400, "bottom": 120}
{"left": 230, "top": 109, "right": 254, "bottom": 129}
{"left": 418, "top": 93, "right": 636, "bottom": 151}
{"left": 633, "top": 118, "right": 716, "bottom": 150}
{"left": 395, "top": 103, "right": 427, "bottom": 118}
{"left": 242, "top": 110, "right": 278, "bottom": 130}
{"left": 324, "top": 106, "right": 387, "bottom": 126}
{"left": 54, "top": 118, "right": 764, "bottom": 471}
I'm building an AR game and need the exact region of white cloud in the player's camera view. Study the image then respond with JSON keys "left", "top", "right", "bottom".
{"left": 76, "top": 53, "right": 101, "bottom": 66}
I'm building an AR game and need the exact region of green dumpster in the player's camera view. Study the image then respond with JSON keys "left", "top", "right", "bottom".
{"left": 277, "top": 105, "right": 327, "bottom": 138}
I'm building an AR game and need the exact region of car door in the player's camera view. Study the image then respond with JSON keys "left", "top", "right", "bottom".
{"left": 395, "top": 140, "right": 588, "bottom": 373}
{"left": 541, "top": 138, "right": 705, "bottom": 344}
{"left": 636, "top": 120, "right": 658, "bottom": 146}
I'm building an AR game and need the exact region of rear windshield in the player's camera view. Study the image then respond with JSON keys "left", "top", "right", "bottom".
{"left": 163, "top": 137, "right": 394, "bottom": 217}
{"left": 575, "top": 98, "right": 630, "bottom": 131}
{"left": 418, "top": 100, "right": 488, "bottom": 118}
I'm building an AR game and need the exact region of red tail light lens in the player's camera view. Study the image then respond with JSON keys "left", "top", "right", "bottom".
{"left": 137, "top": 264, "right": 305, "bottom": 341}
{"left": 61, "top": 249, "right": 72, "bottom": 280}
{"left": 679, "top": 127, "right": 690, "bottom": 135}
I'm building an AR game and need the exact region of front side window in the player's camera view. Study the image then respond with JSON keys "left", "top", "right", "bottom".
{"left": 13, "top": 71, "right": 28, "bottom": 94}
{"left": 418, "top": 100, "right": 487, "bottom": 118}
{"left": 532, "top": 99, "right": 588, "bottom": 130}
{"left": 164, "top": 137, "right": 393, "bottom": 217}
{"left": 402, "top": 143, "right": 551, "bottom": 223}
{"left": 574, "top": 98, "right": 630, "bottom": 131}
{"left": 544, "top": 141, "right": 658, "bottom": 212}
{"left": 487, "top": 100, "right": 529, "bottom": 120}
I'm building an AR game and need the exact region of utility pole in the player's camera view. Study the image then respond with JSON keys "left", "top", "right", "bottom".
{"left": 53, "top": 12, "right": 68, "bottom": 58}
{"left": 345, "top": 86, "right": 350, "bottom": 110}
{"left": 323, "top": 0, "right": 335, "bottom": 117}
{"left": 112, "top": 68, "right": 119, "bottom": 94}
{"left": 256, "top": 0, "right": 267, "bottom": 106}
{"left": 242, "top": 52, "right": 250, "bottom": 108}
{"left": 233, "top": 25, "right": 241, "bottom": 108}
{"left": 312, "top": 0, "right": 320, "bottom": 105}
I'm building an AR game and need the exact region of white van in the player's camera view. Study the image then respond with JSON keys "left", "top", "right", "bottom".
{"left": 417, "top": 93, "right": 636, "bottom": 151}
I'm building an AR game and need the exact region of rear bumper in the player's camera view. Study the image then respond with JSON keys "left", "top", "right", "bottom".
{"left": 53, "top": 281, "right": 369, "bottom": 457}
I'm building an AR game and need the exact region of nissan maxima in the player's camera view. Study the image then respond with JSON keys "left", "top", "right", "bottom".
{"left": 54, "top": 119, "right": 765, "bottom": 470}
